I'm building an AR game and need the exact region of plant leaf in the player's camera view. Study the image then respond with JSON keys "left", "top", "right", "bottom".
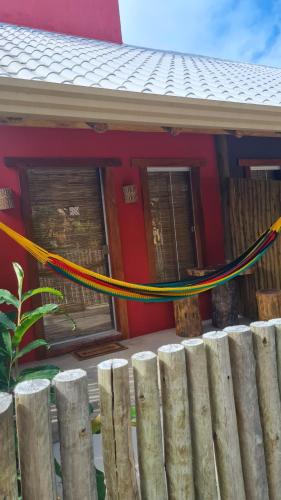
{"left": 96, "top": 468, "right": 106, "bottom": 500}
{"left": 21, "top": 303, "right": 60, "bottom": 322}
{"left": 0, "top": 347, "right": 8, "bottom": 357}
{"left": 13, "top": 262, "right": 24, "bottom": 298}
{"left": 130, "top": 405, "right": 136, "bottom": 426}
{"left": 62, "top": 312, "right": 77, "bottom": 331}
{"left": 0, "top": 289, "right": 19, "bottom": 308}
{"left": 54, "top": 458, "right": 62, "bottom": 478}
{"left": 91, "top": 414, "right": 101, "bottom": 434}
{"left": 13, "top": 304, "right": 59, "bottom": 345}
{"left": 0, "top": 359, "right": 9, "bottom": 382}
{"left": 18, "top": 364, "right": 60, "bottom": 382}
{"left": 22, "top": 287, "right": 63, "bottom": 303}
{"left": 15, "top": 339, "right": 49, "bottom": 360}
{"left": 1, "top": 331, "right": 12, "bottom": 356}
{"left": 0, "top": 380, "right": 9, "bottom": 391}
{"left": 0, "top": 312, "right": 16, "bottom": 332}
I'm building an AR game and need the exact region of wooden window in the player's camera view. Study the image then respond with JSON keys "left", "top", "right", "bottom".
{"left": 145, "top": 167, "right": 197, "bottom": 282}
{"left": 248, "top": 166, "right": 281, "bottom": 180}
{"left": 239, "top": 159, "right": 281, "bottom": 181}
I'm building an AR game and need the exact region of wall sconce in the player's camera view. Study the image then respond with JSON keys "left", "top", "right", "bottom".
{"left": 0, "top": 188, "right": 14, "bottom": 210}
{"left": 123, "top": 185, "right": 138, "bottom": 204}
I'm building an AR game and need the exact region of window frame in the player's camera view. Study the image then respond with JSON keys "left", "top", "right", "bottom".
{"left": 239, "top": 159, "right": 281, "bottom": 180}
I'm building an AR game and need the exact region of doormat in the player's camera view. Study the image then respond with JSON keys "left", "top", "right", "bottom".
{"left": 72, "top": 342, "right": 127, "bottom": 360}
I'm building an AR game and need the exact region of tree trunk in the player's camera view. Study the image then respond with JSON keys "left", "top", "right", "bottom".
{"left": 0, "top": 393, "right": 18, "bottom": 500}
{"left": 211, "top": 280, "right": 239, "bottom": 329}
{"left": 158, "top": 344, "right": 194, "bottom": 500}
{"left": 132, "top": 351, "right": 168, "bottom": 500}
{"left": 173, "top": 296, "right": 202, "bottom": 337}
{"left": 256, "top": 290, "right": 281, "bottom": 320}
{"left": 203, "top": 331, "right": 245, "bottom": 500}
{"left": 224, "top": 325, "right": 269, "bottom": 500}
{"left": 250, "top": 321, "right": 281, "bottom": 500}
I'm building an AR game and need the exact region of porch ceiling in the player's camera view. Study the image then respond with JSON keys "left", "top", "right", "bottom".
{"left": 2, "top": 23, "right": 281, "bottom": 135}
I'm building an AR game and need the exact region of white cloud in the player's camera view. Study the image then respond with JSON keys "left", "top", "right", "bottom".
{"left": 119, "top": 0, "right": 281, "bottom": 67}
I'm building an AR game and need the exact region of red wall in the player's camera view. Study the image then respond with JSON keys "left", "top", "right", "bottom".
{"left": 0, "top": 0, "right": 122, "bottom": 42}
{"left": 0, "top": 127, "right": 224, "bottom": 358}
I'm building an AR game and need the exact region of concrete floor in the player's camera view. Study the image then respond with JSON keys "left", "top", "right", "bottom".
{"left": 31, "top": 321, "right": 216, "bottom": 410}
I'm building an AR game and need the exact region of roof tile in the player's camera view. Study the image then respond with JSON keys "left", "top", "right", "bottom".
{"left": 1, "top": 23, "right": 281, "bottom": 107}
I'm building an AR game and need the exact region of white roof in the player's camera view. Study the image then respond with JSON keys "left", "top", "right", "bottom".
{"left": 1, "top": 23, "right": 281, "bottom": 107}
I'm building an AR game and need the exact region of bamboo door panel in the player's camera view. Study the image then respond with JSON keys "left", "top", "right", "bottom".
{"left": 27, "top": 167, "right": 114, "bottom": 342}
{"left": 147, "top": 171, "right": 196, "bottom": 282}
{"left": 229, "top": 178, "right": 281, "bottom": 318}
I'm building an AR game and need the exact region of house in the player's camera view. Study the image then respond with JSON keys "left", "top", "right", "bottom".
{"left": 0, "top": 0, "right": 280, "bottom": 359}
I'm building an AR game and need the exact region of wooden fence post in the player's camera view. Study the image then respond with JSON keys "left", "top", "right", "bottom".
{"left": 14, "top": 379, "right": 56, "bottom": 500}
{"left": 182, "top": 339, "right": 218, "bottom": 500}
{"left": 224, "top": 325, "right": 269, "bottom": 500}
{"left": 250, "top": 321, "right": 281, "bottom": 500}
{"left": 158, "top": 344, "right": 195, "bottom": 500}
{"left": 132, "top": 351, "right": 168, "bottom": 500}
{"left": 203, "top": 331, "right": 245, "bottom": 500}
{"left": 0, "top": 393, "right": 18, "bottom": 500}
{"left": 268, "top": 318, "right": 281, "bottom": 397}
{"left": 98, "top": 359, "right": 139, "bottom": 500}
{"left": 53, "top": 369, "right": 97, "bottom": 500}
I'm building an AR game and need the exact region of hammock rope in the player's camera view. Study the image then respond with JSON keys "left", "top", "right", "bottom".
{"left": 0, "top": 218, "right": 280, "bottom": 302}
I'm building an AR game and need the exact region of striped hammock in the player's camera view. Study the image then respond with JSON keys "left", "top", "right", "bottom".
{"left": 0, "top": 218, "right": 280, "bottom": 302}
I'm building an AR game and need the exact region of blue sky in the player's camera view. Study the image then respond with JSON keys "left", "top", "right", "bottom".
{"left": 119, "top": 0, "right": 281, "bottom": 67}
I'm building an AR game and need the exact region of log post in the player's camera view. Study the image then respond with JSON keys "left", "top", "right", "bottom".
{"left": 132, "top": 351, "right": 168, "bottom": 500}
{"left": 14, "top": 379, "right": 56, "bottom": 500}
{"left": 256, "top": 290, "right": 281, "bottom": 320}
{"left": 158, "top": 344, "right": 194, "bottom": 500}
{"left": 250, "top": 321, "right": 281, "bottom": 500}
{"left": 97, "top": 359, "right": 139, "bottom": 500}
{"left": 203, "top": 331, "right": 245, "bottom": 500}
{"left": 211, "top": 280, "right": 239, "bottom": 329}
{"left": 268, "top": 318, "right": 281, "bottom": 398}
{"left": 53, "top": 369, "right": 97, "bottom": 500}
{"left": 224, "top": 325, "right": 269, "bottom": 500}
{"left": 182, "top": 339, "right": 218, "bottom": 500}
{"left": 0, "top": 393, "right": 18, "bottom": 500}
{"left": 173, "top": 296, "right": 202, "bottom": 337}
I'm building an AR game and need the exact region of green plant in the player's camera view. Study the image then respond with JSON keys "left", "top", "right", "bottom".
{"left": 0, "top": 262, "right": 63, "bottom": 392}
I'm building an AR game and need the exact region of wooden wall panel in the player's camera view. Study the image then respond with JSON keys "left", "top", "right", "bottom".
{"left": 229, "top": 178, "right": 281, "bottom": 318}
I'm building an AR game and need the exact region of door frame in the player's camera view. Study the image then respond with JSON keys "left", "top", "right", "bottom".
{"left": 134, "top": 157, "right": 205, "bottom": 281}
{"left": 5, "top": 157, "right": 130, "bottom": 357}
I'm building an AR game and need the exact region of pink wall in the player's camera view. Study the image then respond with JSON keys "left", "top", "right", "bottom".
{"left": 0, "top": 0, "right": 122, "bottom": 42}
{"left": 0, "top": 127, "right": 224, "bottom": 358}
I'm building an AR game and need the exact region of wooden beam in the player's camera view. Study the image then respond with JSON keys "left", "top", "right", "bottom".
{"left": 215, "top": 135, "right": 232, "bottom": 260}
{"left": 190, "top": 168, "right": 204, "bottom": 267}
{"left": 3, "top": 77, "right": 281, "bottom": 134}
{"left": 139, "top": 168, "right": 157, "bottom": 282}
{"left": 102, "top": 168, "right": 130, "bottom": 339}
{"left": 239, "top": 158, "right": 281, "bottom": 166}
{"left": 5, "top": 157, "right": 121, "bottom": 169}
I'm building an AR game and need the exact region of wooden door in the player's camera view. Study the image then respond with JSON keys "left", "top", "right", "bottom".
{"left": 27, "top": 167, "right": 115, "bottom": 343}
{"left": 146, "top": 168, "right": 197, "bottom": 281}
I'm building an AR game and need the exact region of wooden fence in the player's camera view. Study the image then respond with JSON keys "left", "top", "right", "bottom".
{"left": 1, "top": 318, "right": 281, "bottom": 499}
{"left": 229, "top": 178, "right": 281, "bottom": 318}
